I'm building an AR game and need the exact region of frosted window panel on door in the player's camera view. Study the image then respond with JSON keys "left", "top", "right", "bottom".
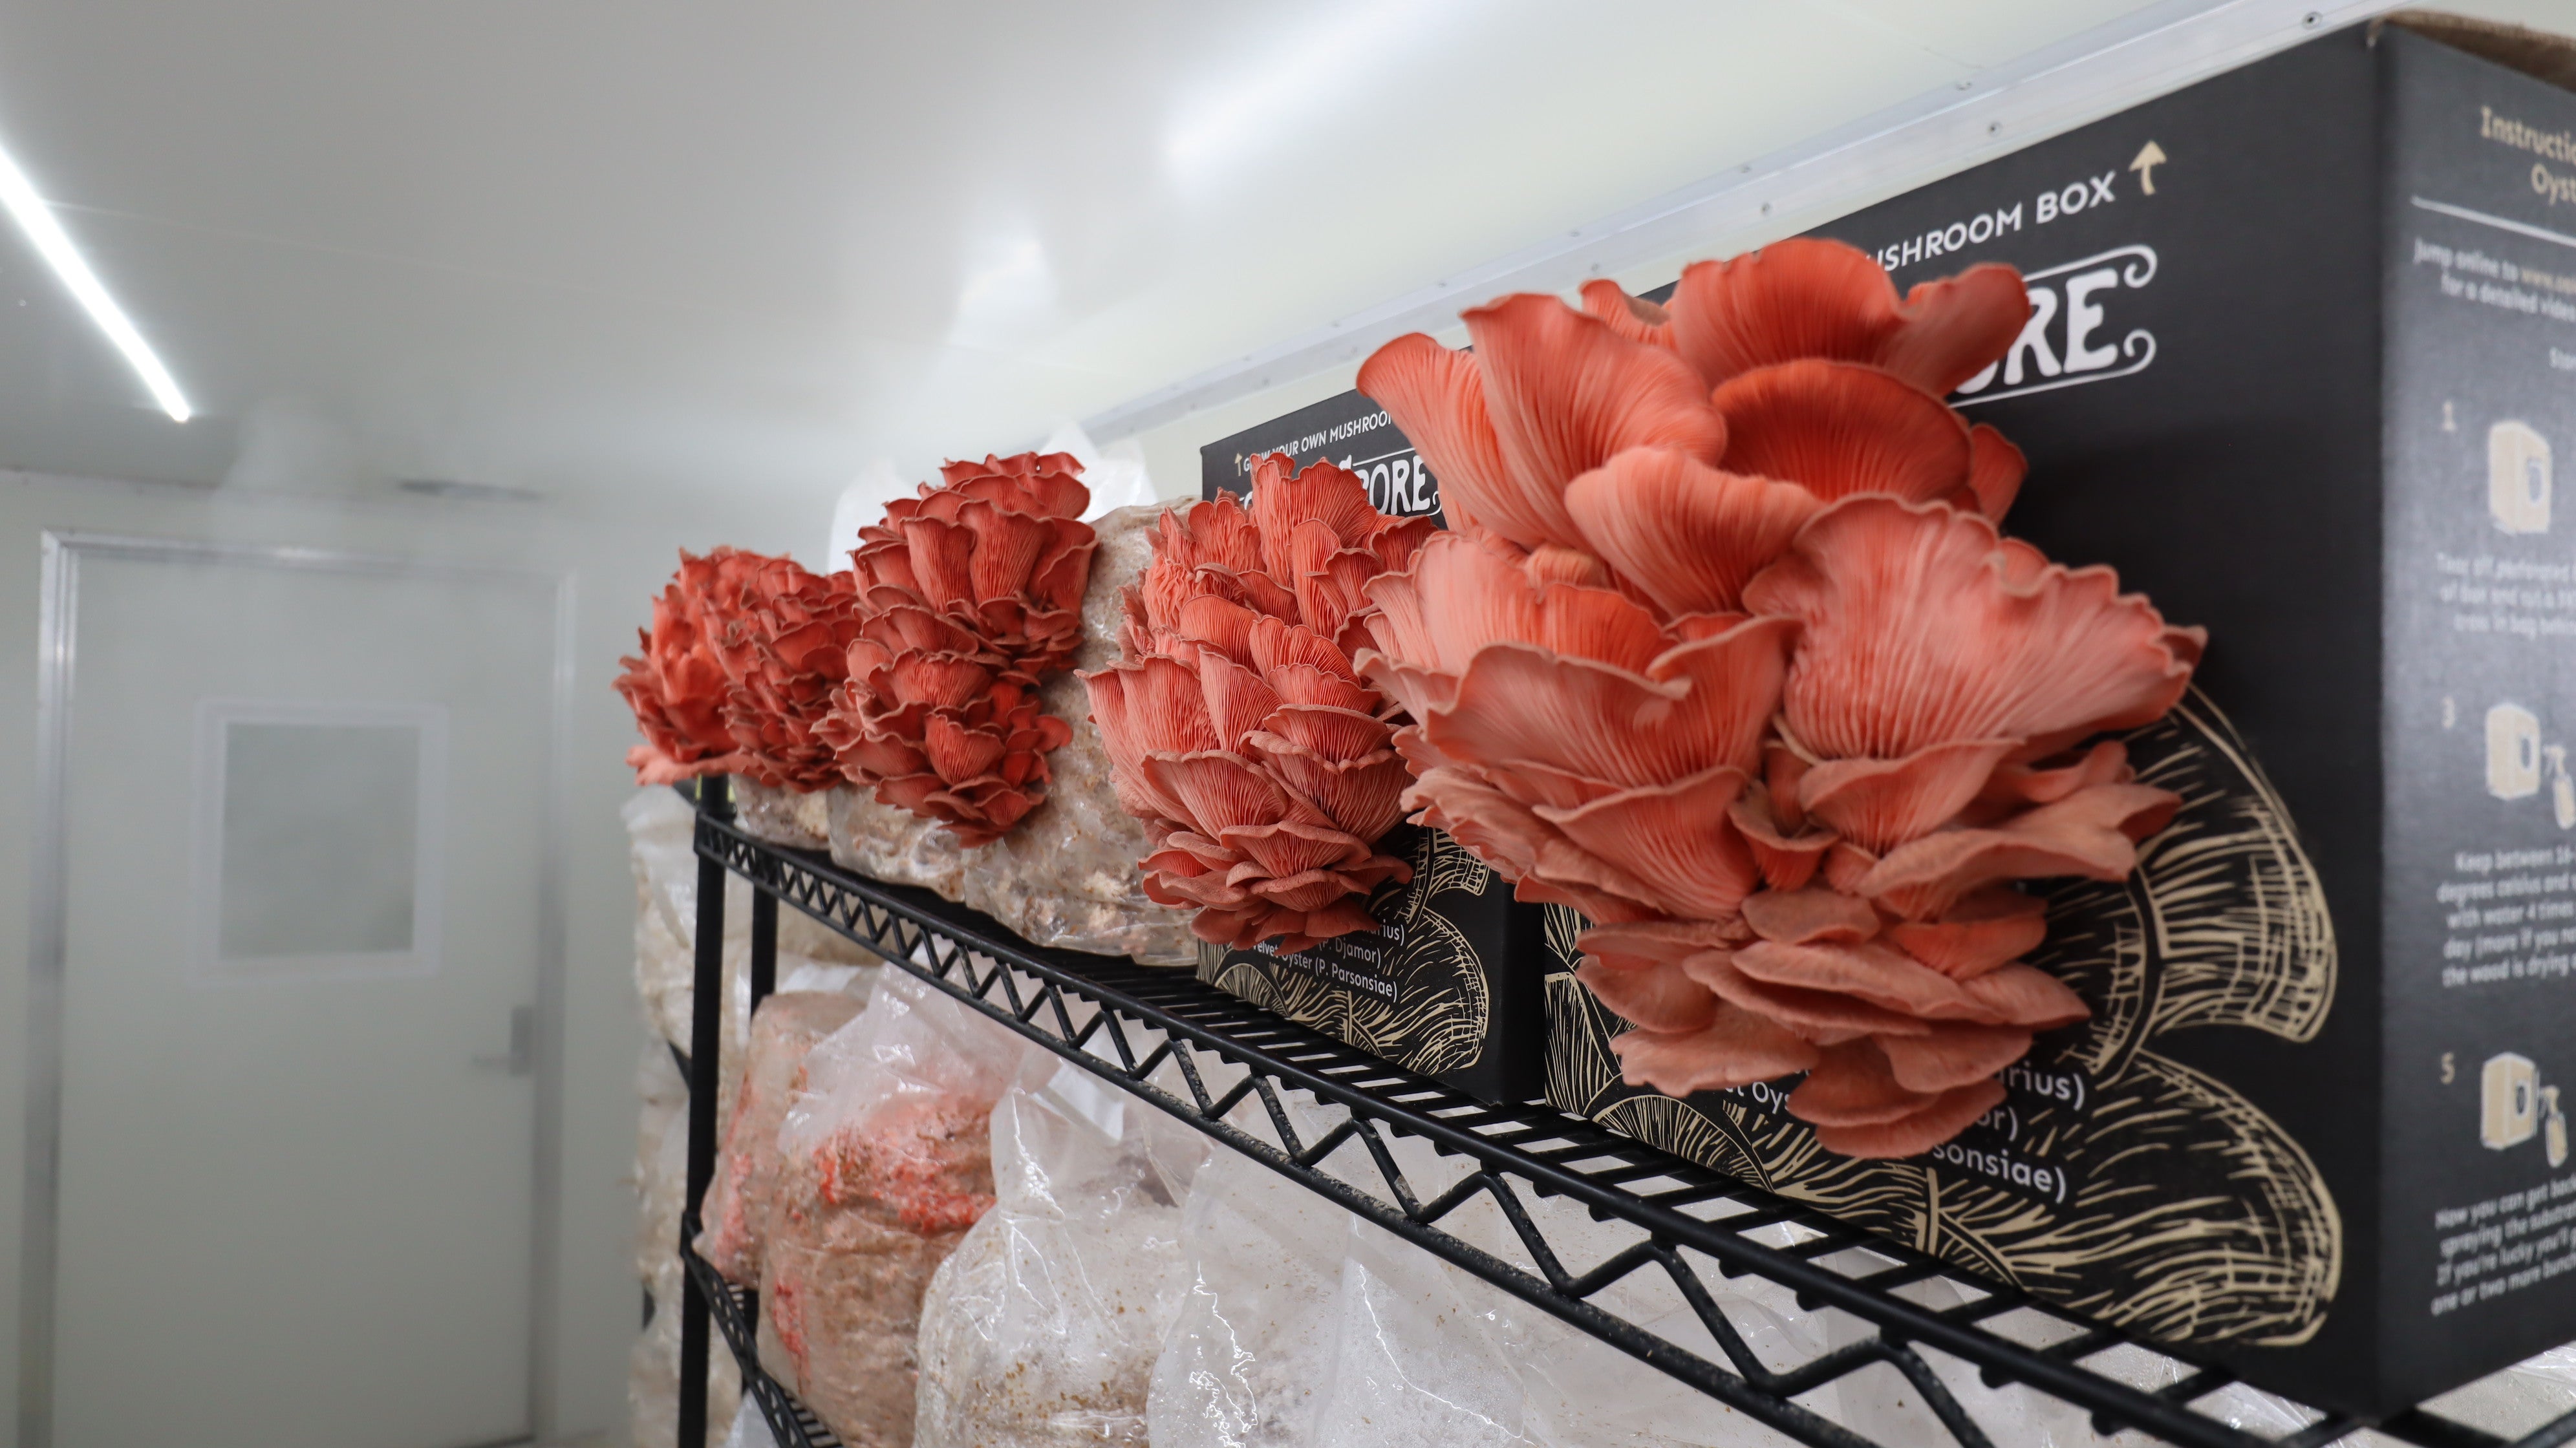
{"left": 220, "top": 721, "right": 420, "bottom": 957}
{"left": 189, "top": 699, "right": 448, "bottom": 983}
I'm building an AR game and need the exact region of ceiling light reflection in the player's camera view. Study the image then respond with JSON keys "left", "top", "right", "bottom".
{"left": 948, "top": 228, "right": 1058, "bottom": 346}
{"left": 0, "top": 136, "right": 191, "bottom": 421}
{"left": 1164, "top": 0, "right": 1472, "bottom": 172}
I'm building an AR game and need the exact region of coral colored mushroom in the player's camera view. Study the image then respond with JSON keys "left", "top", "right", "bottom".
{"left": 1631, "top": 235, "right": 2030, "bottom": 397}
{"left": 1355, "top": 531, "right": 1792, "bottom": 926}
{"left": 1743, "top": 497, "right": 2200, "bottom": 764}
{"left": 823, "top": 451, "right": 1099, "bottom": 845}
{"left": 703, "top": 552, "right": 868, "bottom": 793}
{"left": 1358, "top": 238, "right": 2202, "bottom": 1159}
{"left": 1577, "top": 278, "right": 1677, "bottom": 350}
{"left": 616, "top": 551, "right": 759, "bottom": 784}
{"left": 1561, "top": 449, "right": 1821, "bottom": 617}
{"left": 1357, "top": 295, "right": 1727, "bottom": 555}
{"left": 1084, "top": 456, "right": 1431, "bottom": 952}
{"left": 855, "top": 452, "right": 1096, "bottom": 676}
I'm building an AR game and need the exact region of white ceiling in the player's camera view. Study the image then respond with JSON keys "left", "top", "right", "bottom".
{"left": 0, "top": 0, "right": 2565, "bottom": 512}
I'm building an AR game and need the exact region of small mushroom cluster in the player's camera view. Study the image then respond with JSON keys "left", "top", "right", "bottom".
{"left": 1084, "top": 456, "right": 1432, "bottom": 952}
{"left": 617, "top": 546, "right": 865, "bottom": 793}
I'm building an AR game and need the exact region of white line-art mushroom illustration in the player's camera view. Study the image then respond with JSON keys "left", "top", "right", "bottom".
{"left": 1548, "top": 689, "right": 2342, "bottom": 1347}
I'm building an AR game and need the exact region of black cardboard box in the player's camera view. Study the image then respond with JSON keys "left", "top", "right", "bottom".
{"left": 1193, "top": 823, "right": 1548, "bottom": 1103}
{"left": 1197, "top": 402, "right": 1548, "bottom": 1103}
{"left": 1203, "top": 17, "right": 2576, "bottom": 1412}
{"left": 1538, "top": 19, "right": 2576, "bottom": 1415}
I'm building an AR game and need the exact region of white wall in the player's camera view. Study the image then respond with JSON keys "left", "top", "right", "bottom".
{"left": 0, "top": 467, "right": 819, "bottom": 1446}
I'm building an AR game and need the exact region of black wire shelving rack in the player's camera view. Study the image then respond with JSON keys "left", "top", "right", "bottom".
{"left": 670, "top": 779, "right": 2576, "bottom": 1448}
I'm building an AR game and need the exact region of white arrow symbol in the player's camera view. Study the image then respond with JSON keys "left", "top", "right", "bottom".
{"left": 2130, "top": 140, "right": 2168, "bottom": 196}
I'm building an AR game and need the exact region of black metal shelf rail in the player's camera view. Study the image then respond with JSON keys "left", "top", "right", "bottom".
{"left": 672, "top": 783, "right": 2576, "bottom": 1448}
{"left": 681, "top": 776, "right": 837, "bottom": 1448}
{"left": 680, "top": 1235, "right": 843, "bottom": 1448}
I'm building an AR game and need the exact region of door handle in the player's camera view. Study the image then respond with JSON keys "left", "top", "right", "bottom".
{"left": 473, "top": 1005, "right": 534, "bottom": 1076}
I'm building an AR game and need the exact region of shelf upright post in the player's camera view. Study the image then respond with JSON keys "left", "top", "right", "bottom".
{"left": 679, "top": 775, "right": 731, "bottom": 1448}
{"left": 749, "top": 887, "right": 778, "bottom": 1010}
{"left": 738, "top": 853, "right": 780, "bottom": 1354}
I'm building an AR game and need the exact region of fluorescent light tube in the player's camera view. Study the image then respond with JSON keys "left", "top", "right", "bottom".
{"left": 0, "top": 137, "right": 191, "bottom": 421}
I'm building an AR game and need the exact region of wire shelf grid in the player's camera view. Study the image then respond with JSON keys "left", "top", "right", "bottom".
{"left": 673, "top": 791, "right": 2576, "bottom": 1448}
{"left": 681, "top": 1234, "right": 844, "bottom": 1448}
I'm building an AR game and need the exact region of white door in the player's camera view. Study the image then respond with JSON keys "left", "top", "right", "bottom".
{"left": 31, "top": 535, "right": 562, "bottom": 1448}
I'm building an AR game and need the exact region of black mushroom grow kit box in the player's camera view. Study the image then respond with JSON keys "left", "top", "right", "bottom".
{"left": 1203, "top": 15, "right": 2576, "bottom": 1416}
{"left": 1541, "top": 16, "right": 2576, "bottom": 1415}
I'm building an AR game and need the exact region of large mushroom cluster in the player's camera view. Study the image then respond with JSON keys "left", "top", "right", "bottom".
{"left": 1353, "top": 239, "right": 2202, "bottom": 1156}
{"left": 1083, "top": 455, "right": 1433, "bottom": 952}
{"left": 821, "top": 453, "right": 1099, "bottom": 846}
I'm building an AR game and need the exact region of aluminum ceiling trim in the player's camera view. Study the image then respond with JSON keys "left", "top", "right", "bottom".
{"left": 1079, "top": 0, "right": 2401, "bottom": 442}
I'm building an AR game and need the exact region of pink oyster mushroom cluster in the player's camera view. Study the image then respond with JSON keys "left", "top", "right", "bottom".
{"left": 696, "top": 549, "right": 868, "bottom": 794}
{"left": 1353, "top": 237, "right": 2203, "bottom": 1156}
{"left": 616, "top": 548, "right": 762, "bottom": 785}
{"left": 820, "top": 452, "right": 1099, "bottom": 846}
{"left": 1084, "top": 455, "right": 1435, "bottom": 952}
